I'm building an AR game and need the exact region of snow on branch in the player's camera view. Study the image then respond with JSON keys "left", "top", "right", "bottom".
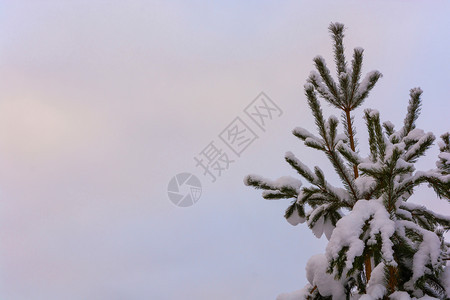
{"left": 437, "top": 133, "right": 450, "bottom": 176}
{"left": 402, "top": 87, "right": 423, "bottom": 138}
{"left": 305, "top": 253, "right": 346, "bottom": 298}
{"left": 292, "top": 127, "right": 325, "bottom": 151}
{"left": 336, "top": 140, "right": 363, "bottom": 166}
{"left": 399, "top": 220, "right": 442, "bottom": 291}
{"left": 352, "top": 70, "right": 382, "bottom": 109}
{"left": 308, "top": 69, "right": 340, "bottom": 108}
{"left": 401, "top": 202, "right": 450, "bottom": 230}
{"left": 329, "top": 22, "right": 347, "bottom": 77}
{"left": 404, "top": 131, "right": 435, "bottom": 163}
{"left": 285, "top": 151, "right": 317, "bottom": 184}
{"left": 326, "top": 200, "right": 396, "bottom": 277}
{"left": 349, "top": 47, "right": 364, "bottom": 101}
{"left": 243, "top": 174, "right": 301, "bottom": 200}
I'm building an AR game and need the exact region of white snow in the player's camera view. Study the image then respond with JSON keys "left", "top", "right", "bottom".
{"left": 384, "top": 143, "right": 405, "bottom": 162}
{"left": 276, "top": 286, "right": 311, "bottom": 300}
{"left": 285, "top": 151, "right": 318, "bottom": 183}
{"left": 304, "top": 82, "right": 314, "bottom": 90}
{"left": 306, "top": 254, "right": 345, "bottom": 298}
{"left": 336, "top": 133, "right": 348, "bottom": 143}
{"left": 389, "top": 291, "right": 412, "bottom": 300}
{"left": 404, "top": 128, "right": 426, "bottom": 142}
{"left": 307, "top": 206, "right": 326, "bottom": 238}
{"left": 308, "top": 69, "right": 338, "bottom": 104}
{"left": 360, "top": 263, "right": 387, "bottom": 299}
{"left": 323, "top": 218, "right": 334, "bottom": 240}
{"left": 356, "top": 71, "right": 380, "bottom": 98}
{"left": 305, "top": 137, "right": 325, "bottom": 149}
{"left": 440, "top": 265, "right": 450, "bottom": 298}
{"left": 286, "top": 203, "right": 306, "bottom": 226}
{"left": 354, "top": 176, "right": 376, "bottom": 194}
{"left": 404, "top": 132, "right": 435, "bottom": 161}
{"left": 400, "top": 220, "right": 441, "bottom": 290}
{"left": 367, "top": 109, "right": 379, "bottom": 118}
{"left": 292, "top": 127, "right": 320, "bottom": 140}
{"left": 438, "top": 152, "right": 450, "bottom": 161}
{"left": 410, "top": 87, "right": 423, "bottom": 95}
{"left": 326, "top": 199, "right": 396, "bottom": 270}
{"left": 329, "top": 114, "right": 339, "bottom": 123}
{"left": 358, "top": 161, "right": 383, "bottom": 173}
{"left": 273, "top": 176, "right": 303, "bottom": 192}
{"left": 244, "top": 174, "right": 302, "bottom": 193}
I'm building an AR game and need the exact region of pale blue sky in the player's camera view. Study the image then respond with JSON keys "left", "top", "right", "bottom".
{"left": 0, "top": 1, "right": 449, "bottom": 299}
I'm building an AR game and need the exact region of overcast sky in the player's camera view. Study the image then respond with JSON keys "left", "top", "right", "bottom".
{"left": 0, "top": 1, "right": 449, "bottom": 299}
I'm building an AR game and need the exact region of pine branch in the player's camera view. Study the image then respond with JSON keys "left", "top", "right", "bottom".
{"left": 383, "top": 146, "right": 405, "bottom": 211}
{"left": 307, "top": 204, "right": 328, "bottom": 230}
{"left": 244, "top": 175, "right": 300, "bottom": 199}
{"left": 401, "top": 202, "right": 450, "bottom": 230}
{"left": 440, "top": 133, "right": 450, "bottom": 153}
{"left": 309, "top": 58, "right": 341, "bottom": 108}
{"left": 338, "top": 69, "right": 351, "bottom": 108}
{"left": 285, "top": 151, "right": 317, "bottom": 184}
{"left": 372, "top": 111, "right": 387, "bottom": 161}
{"left": 305, "top": 83, "right": 360, "bottom": 202}
{"left": 383, "top": 121, "right": 395, "bottom": 137}
{"left": 402, "top": 88, "right": 423, "bottom": 138}
{"left": 285, "top": 201, "right": 305, "bottom": 220}
{"left": 262, "top": 190, "right": 296, "bottom": 200}
{"left": 336, "top": 141, "right": 363, "bottom": 166}
{"left": 411, "top": 171, "right": 450, "bottom": 200}
{"left": 404, "top": 132, "right": 435, "bottom": 163}
{"left": 343, "top": 109, "right": 359, "bottom": 178}
{"left": 325, "top": 149, "right": 359, "bottom": 203}
{"left": 421, "top": 274, "right": 447, "bottom": 299}
{"left": 326, "top": 116, "right": 339, "bottom": 147}
{"left": 292, "top": 126, "right": 322, "bottom": 142}
{"left": 364, "top": 109, "right": 379, "bottom": 161}
{"left": 437, "top": 132, "right": 450, "bottom": 175}
{"left": 285, "top": 151, "right": 353, "bottom": 209}
{"left": 352, "top": 71, "right": 382, "bottom": 109}
{"left": 329, "top": 22, "right": 347, "bottom": 76}
{"left": 305, "top": 84, "right": 327, "bottom": 140}
{"left": 349, "top": 47, "right": 364, "bottom": 105}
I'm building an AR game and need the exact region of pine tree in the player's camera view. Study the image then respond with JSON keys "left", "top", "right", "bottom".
{"left": 244, "top": 23, "right": 450, "bottom": 299}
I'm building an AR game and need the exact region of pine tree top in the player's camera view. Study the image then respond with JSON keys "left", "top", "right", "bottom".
{"left": 245, "top": 22, "right": 450, "bottom": 300}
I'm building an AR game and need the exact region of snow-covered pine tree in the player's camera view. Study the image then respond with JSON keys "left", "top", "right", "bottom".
{"left": 244, "top": 23, "right": 450, "bottom": 300}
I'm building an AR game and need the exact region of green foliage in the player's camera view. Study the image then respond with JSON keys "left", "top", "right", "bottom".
{"left": 245, "top": 22, "right": 449, "bottom": 299}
